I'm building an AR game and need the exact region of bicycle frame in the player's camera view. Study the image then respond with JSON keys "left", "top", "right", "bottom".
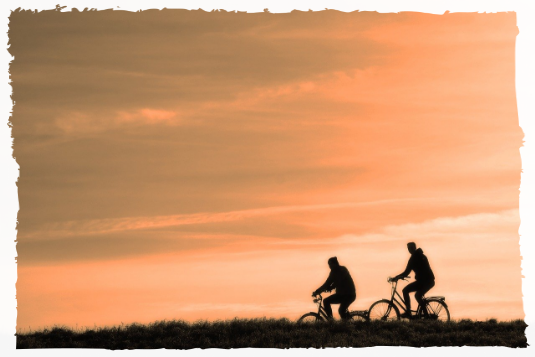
{"left": 313, "top": 295, "right": 331, "bottom": 320}
{"left": 314, "top": 294, "right": 365, "bottom": 320}
{"left": 388, "top": 279, "right": 437, "bottom": 316}
{"left": 299, "top": 293, "right": 369, "bottom": 322}
{"left": 389, "top": 280, "right": 411, "bottom": 314}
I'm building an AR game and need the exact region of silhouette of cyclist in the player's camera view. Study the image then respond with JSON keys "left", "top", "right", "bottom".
{"left": 312, "top": 257, "right": 356, "bottom": 320}
{"left": 392, "top": 242, "right": 435, "bottom": 318}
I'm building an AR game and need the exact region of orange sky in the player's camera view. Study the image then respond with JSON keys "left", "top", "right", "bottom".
{"left": 10, "top": 9, "right": 523, "bottom": 330}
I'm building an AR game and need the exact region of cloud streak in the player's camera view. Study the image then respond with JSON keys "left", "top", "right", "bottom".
{"left": 55, "top": 108, "right": 180, "bottom": 134}
{"left": 21, "top": 198, "right": 426, "bottom": 241}
{"left": 258, "top": 208, "right": 519, "bottom": 249}
{"left": 348, "top": 208, "right": 519, "bottom": 244}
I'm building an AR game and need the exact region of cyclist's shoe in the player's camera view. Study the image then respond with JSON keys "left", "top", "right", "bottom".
{"left": 400, "top": 312, "right": 412, "bottom": 319}
{"left": 421, "top": 313, "right": 436, "bottom": 320}
{"left": 326, "top": 316, "right": 335, "bottom": 322}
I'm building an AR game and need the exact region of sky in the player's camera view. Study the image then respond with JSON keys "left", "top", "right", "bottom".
{"left": 9, "top": 8, "right": 524, "bottom": 330}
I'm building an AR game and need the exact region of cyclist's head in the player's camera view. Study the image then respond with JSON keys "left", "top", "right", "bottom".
{"left": 328, "top": 257, "right": 339, "bottom": 269}
{"left": 407, "top": 242, "right": 417, "bottom": 254}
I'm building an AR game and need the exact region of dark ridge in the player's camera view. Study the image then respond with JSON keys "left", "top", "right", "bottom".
{"left": 16, "top": 318, "right": 527, "bottom": 349}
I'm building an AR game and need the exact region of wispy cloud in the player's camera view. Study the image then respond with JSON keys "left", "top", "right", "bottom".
{"left": 21, "top": 198, "right": 423, "bottom": 241}
{"left": 55, "top": 108, "right": 179, "bottom": 134}
{"left": 382, "top": 209, "right": 519, "bottom": 237}
{"left": 20, "top": 202, "right": 519, "bottom": 274}
{"left": 262, "top": 208, "right": 519, "bottom": 248}
{"left": 117, "top": 108, "right": 178, "bottom": 124}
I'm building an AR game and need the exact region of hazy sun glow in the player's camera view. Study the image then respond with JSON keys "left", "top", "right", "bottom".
{"left": 10, "top": 9, "right": 522, "bottom": 330}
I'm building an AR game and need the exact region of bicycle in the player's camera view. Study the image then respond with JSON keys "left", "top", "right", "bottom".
{"left": 368, "top": 276, "right": 450, "bottom": 322}
{"left": 298, "top": 293, "right": 368, "bottom": 322}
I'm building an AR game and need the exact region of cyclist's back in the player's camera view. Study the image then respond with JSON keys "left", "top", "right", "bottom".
{"left": 406, "top": 248, "right": 434, "bottom": 282}
{"left": 328, "top": 265, "right": 356, "bottom": 296}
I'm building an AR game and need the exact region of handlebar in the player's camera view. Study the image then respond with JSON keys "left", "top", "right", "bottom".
{"left": 311, "top": 293, "right": 323, "bottom": 303}
{"left": 387, "top": 275, "right": 411, "bottom": 283}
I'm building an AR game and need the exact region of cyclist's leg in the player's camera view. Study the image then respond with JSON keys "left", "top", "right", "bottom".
{"left": 338, "top": 294, "right": 356, "bottom": 320}
{"left": 323, "top": 294, "right": 340, "bottom": 319}
{"left": 415, "top": 280, "right": 435, "bottom": 316}
{"left": 402, "top": 282, "right": 419, "bottom": 314}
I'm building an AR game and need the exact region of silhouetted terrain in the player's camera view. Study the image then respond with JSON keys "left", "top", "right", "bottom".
{"left": 17, "top": 318, "right": 527, "bottom": 349}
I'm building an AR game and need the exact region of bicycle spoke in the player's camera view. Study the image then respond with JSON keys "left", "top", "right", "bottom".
{"left": 431, "top": 303, "right": 443, "bottom": 315}
{"left": 377, "top": 305, "right": 386, "bottom": 318}
{"left": 422, "top": 300, "right": 450, "bottom": 321}
{"left": 349, "top": 311, "right": 367, "bottom": 322}
{"left": 369, "top": 300, "right": 399, "bottom": 321}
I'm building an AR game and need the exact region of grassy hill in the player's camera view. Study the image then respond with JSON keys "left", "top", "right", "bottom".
{"left": 17, "top": 318, "right": 527, "bottom": 349}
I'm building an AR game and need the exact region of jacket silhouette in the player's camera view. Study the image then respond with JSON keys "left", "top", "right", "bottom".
{"left": 399, "top": 248, "right": 435, "bottom": 282}
{"left": 315, "top": 265, "right": 356, "bottom": 296}
{"left": 313, "top": 257, "right": 356, "bottom": 319}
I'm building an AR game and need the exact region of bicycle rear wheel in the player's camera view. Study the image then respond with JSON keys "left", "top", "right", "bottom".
{"left": 418, "top": 299, "right": 450, "bottom": 322}
{"left": 368, "top": 299, "right": 400, "bottom": 321}
{"left": 297, "top": 312, "right": 324, "bottom": 323}
{"left": 349, "top": 311, "right": 368, "bottom": 322}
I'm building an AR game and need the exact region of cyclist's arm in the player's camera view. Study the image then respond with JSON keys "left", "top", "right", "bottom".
{"left": 314, "top": 272, "right": 334, "bottom": 295}
{"left": 395, "top": 260, "right": 412, "bottom": 280}
{"left": 323, "top": 281, "right": 335, "bottom": 293}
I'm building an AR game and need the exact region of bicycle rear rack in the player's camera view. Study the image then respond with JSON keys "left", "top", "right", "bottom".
{"left": 425, "top": 296, "right": 445, "bottom": 301}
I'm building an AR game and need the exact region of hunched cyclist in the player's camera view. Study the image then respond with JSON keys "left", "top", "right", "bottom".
{"left": 312, "top": 257, "right": 356, "bottom": 320}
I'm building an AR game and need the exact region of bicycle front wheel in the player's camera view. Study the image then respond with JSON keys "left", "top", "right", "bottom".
{"left": 368, "top": 299, "right": 400, "bottom": 321}
{"left": 419, "top": 299, "right": 450, "bottom": 322}
{"left": 297, "top": 312, "right": 324, "bottom": 323}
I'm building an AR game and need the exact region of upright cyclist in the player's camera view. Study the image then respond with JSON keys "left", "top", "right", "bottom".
{"left": 392, "top": 242, "right": 435, "bottom": 319}
{"left": 312, "top": 257, "right": 356, "bottom": 320}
